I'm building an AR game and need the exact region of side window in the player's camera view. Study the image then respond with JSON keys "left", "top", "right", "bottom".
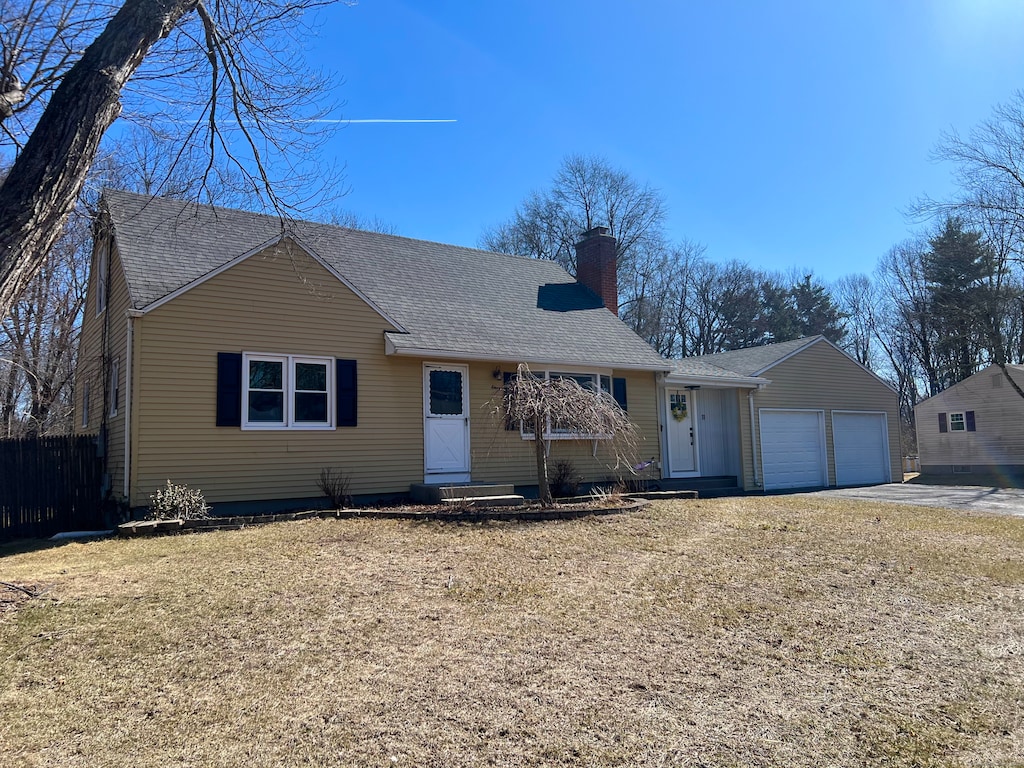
{"left": 949, "top": 412, "right": 966, "bottom": 432}
{"left": 81, "top": 382, "right": 90, "bottom": 428}
{"left": 95, "top": 241, "right": 108, "bottom": 316}
{"left": 109, "top": 359, "right": 120, "bottom": 417}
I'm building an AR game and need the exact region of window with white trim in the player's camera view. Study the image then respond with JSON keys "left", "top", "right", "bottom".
{"left": 95, "top": 241, "right": 108, "bottom": 316}
{"left": 950, "top": 412, "right": 966, "bottom": 432}
{"left": 81, "top": 382, "right": 90, "bottom": 428}
{"left": 243, "top": 353, "right": 333, "bottom": 429}
{"left": 514, "top": 369, "right": 615, "bottom": 440}
{"left": 109, "top": 358, "right": 119, "bottom": 417}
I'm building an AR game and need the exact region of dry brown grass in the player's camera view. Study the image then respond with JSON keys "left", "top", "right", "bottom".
{"left": 1, "top": 496, "right": 1023, "bottom": 767}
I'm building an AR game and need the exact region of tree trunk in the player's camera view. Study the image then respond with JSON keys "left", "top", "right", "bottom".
{"left": 533, "top": 414, "right": 552, "bottom": 507}
{"left": 0, "top": 0, "right": 198, "bottom": 318}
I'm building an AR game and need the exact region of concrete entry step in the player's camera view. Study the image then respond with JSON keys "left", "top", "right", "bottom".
{"left": 410, "top": 483, "right": 515, "bottom": 504}
{"left": 441, "top": 494, "right": 525, "bottom": 508}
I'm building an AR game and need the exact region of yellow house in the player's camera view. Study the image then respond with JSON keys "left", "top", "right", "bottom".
{"left": 77, "top": 190, "right": 672, "bottom": 511}
{"left": 77, "top": 190, "right": 901, "bottom": 513}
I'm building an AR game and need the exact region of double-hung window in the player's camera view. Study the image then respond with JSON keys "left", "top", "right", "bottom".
{"left": 515, "top": 369, "right": 618, "bottom": 440}
{"left": 95, "top": 241, "right": 108, "bottom": 316}
{"left": 549, "top": 372, "right": 600, "bottom": 435}
{"left": 243, "top": 353, "right": 333, "bottom": 429}
{"left": 949, "top": 412, "right": 966, "bottom": 432}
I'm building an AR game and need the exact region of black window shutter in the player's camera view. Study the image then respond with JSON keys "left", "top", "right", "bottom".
{"left": 613, "top": 377, "right": 627, "bottom": 411}
{"left": 938, "top": 412, "right": 947, "bottom": 433}
{"left": 216, "top": 352, "right": 242, "bottom": 427}
{"left": 966, "top": 410, "right": 976, "bottom": 432}
{"left": 336, "top": 359, "right": 357, "bottom": 427}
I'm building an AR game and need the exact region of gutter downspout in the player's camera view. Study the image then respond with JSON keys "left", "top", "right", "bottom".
{"left": 123, "top": 311, "right": 141, "bottom": 501}
{"left": 748, "top": 388, "right": 761, "bottom": 488}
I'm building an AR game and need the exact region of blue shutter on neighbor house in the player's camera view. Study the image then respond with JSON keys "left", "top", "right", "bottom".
{"left": 938, "top": 412, "right": 948, "bottom": 433}
{"left": 336, "top": 359, "right": 357, "bottom": 427}
{"left": 216, "top": 352, "right": 242, "bottom": 427}
{"left": 613, "top": 377, "right": 627, "bottom": 411}
{"left": 966, "top": 410, "right": 976, "bottom": 432}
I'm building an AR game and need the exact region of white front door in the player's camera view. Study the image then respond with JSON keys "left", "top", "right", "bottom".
{"left": 667, "top": 388, "right": 698, "bottom": 475}
{"left": 423, "top": 364, "right": 471, "bottom": 482}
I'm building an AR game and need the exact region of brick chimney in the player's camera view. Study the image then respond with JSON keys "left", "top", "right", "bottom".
{"left": 575, "top": 226, "right": 618, "bottom": 314}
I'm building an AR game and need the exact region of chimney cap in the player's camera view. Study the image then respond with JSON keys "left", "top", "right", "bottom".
{"left": 578, "top": 225, "right": 611, "bottom": 240}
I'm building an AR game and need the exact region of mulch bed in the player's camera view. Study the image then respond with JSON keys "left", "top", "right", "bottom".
{"left": 116, "top": 498, "right": 653, "bottom": 537}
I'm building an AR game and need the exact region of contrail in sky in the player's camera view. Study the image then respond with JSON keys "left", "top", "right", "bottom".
{"left": 313, "top": 119, "right": 457, "bottom": 124}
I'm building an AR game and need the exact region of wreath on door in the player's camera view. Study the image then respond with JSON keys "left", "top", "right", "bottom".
{"left": 671, "top": 402, "right": 687, "bottom": 421}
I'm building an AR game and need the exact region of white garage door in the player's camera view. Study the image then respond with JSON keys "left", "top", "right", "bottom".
{"left": 833, "top": 411, "right": 890, "bottom": 487}
{"left": 760, "top": 410, "right": 827, "bottom": 490}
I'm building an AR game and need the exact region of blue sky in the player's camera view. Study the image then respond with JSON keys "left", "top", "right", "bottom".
{"left": 305, "top": 0, "right": 1024, "bottom": 281}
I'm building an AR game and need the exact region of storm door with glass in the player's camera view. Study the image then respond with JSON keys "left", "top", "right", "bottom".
{"left": 423, "top": 364, "right": 470, "bottom": 482}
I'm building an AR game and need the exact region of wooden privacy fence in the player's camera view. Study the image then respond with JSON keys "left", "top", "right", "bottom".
{"left": 0, "top": 435, "right": 105, "bottom": 541}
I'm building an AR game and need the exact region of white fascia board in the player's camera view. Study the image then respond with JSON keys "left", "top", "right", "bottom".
{"left": 663, "top": 372, "right": 770, "bottom": 388}
{"left": 138, "top": 233, "right": 408, "bottom": 333}
{"left": 754, "top": 336, "right": 898, "bottom": 395}
{"left": 384, "top": 337, "right": 669, "bottom": 372}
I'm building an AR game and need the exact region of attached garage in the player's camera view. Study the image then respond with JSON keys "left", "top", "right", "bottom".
{"left": 759, "top": 409, "right": 827, "bottom": 490}
{"left": 667, "top": 336, "right": 902, "bottom": 492}
{"left": 833, "top": 411, "right": 891, "bottom": 486}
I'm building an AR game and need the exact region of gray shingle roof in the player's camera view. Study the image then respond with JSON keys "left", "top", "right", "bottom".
{"left": 103, "top": 189, "right": 668, "bottom": 370}
{"left": 675, "top": 336, "right": 822, "bottom": 377}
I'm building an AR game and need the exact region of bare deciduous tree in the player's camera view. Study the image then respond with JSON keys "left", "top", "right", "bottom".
{"left": 493, "top": 364, "right": 641, "bottom": 507}
{"left": 480, "top": 154, "right": 668, "bottom": 310}
{"left": 0, "top": 0, "right": 342, "bottom": 319}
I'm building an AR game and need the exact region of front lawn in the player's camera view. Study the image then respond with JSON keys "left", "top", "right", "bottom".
{"left": 1, "top": 496, "right": 1022, "bottom": 767}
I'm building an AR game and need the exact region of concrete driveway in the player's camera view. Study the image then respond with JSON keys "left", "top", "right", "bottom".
{"left": 811, "top": 483, "right": 1024, "bottom": 517}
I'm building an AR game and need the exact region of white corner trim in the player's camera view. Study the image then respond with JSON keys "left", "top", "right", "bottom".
{"left": 123, "top": 315, "right": 134, "bottom": 500}
{"left": 137, "top": 233, "right": 408, "bottom": 333}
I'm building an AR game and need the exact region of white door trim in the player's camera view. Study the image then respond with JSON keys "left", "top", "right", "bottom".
{"left": 665, "top": 386, "right": 700, "bottom": 477}
{"left": 423, "top": 363, "right": 471, "bottom": 483}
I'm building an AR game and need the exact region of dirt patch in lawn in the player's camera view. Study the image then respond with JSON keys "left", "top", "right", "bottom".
{"left": 1, "top": 495, "right": 1022, "bottom": 767}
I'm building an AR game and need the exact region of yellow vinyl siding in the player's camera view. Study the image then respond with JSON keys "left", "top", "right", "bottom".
{"left": 740, "top": 341, "right": 901, "bottom": 489}
{"left": 75, "top": 235, "right": 131, "bottom": 496}
{"left": 914, "top": 365, "right": 1024, "bottom": 469}
{"left": 468, "top": 366, "right": 660, "bottom": 486}
{"left": 131, "top": 242, "right": 418, "bottom": 506}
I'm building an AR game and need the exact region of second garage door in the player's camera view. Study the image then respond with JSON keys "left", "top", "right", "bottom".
{"left": 833, "top": 411, "right": 890, "bottom": 486}
{"left": 759, "top": 410, "right": 827, "bottom": 490}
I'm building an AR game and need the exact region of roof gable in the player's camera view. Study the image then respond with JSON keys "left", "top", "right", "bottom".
{"left": 137, "top": 231, "right": 406, "bottom": 331}
{"left": 681, "top": 336, "right": 897, "bottom": 393}
{"left": 101, "top": 189, "right": 668, "bottom": 370}
{"left": 914, "top": 363, "right": 1024, "bottom": 408}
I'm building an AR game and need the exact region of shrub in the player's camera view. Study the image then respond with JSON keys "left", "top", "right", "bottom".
{"left": 148, "top": 480, "right": 211, "bottom": 520}
{"left": 550, "top": 460, "right": 581, "bottom": 498}
{"left": 317, "top": 467, "right": 352, "bottom": 509}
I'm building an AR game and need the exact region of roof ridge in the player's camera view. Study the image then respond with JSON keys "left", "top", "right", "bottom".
{"left": 102, "top": 188, "right": 556, "bottom": 269}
